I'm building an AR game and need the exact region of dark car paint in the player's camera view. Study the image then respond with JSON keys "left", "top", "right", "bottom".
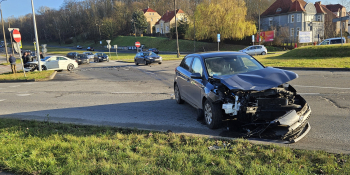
{"left": 76, "top": 54, "right": 90, "bottom": 64}
{"left": 134, "top": 52, "right": 162, "bottom": 65}
{"left": 148, "top": 48, "right": 159, "bottom": 54}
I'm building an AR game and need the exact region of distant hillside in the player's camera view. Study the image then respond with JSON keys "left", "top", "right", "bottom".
{"left": 282, "top": 44, "right": 350, "bottom": 57}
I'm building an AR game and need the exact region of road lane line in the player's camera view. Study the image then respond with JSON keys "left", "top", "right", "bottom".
{"left": 294, "top": 85, "right": 350, "bottom": 90}
{"left": 0, "top": 99, "right": 6, "bottom": 101}
{"left": 16, "top": 94, "right": 32, "bottom": 96}
{"left": 298, "top": 93, "right": 320, "bottom": 95}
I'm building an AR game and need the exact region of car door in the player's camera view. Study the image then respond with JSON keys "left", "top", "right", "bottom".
{"left": 45, "top": 56, "right": 59, "bottom": 69}
{"left": 245, "top": 46, "right": 254, "bottom": 55}
{"left": 187, "top": 57, "right": 204, "bottom": 108}
{"left": 176, "top": 56, "right": 194, "bottom": 102}
{"left": 57, "top": 57, "right": 69, "bottom": 69}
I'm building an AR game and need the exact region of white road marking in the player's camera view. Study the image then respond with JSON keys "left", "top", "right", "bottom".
{"left": 294, "top": 85, "right": 350, "bottom": 90}
{"left": 9, "top": 85, "right": 20, "bottom": 88}
{"left": 0, "top": 99, "right": 6, "bottom": 101}
{"left": 298, "top": 93, "right": 320, "bottom": 95}
{"left": 111, "top": 92, "right": 144, "bottom": 94}
{"left": 16, "top": 94, "right": 32, "bottom": 96}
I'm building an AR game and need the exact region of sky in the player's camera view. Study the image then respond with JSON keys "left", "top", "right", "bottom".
{"left": 1, "top": 0, "right": 65, "bottom": 19}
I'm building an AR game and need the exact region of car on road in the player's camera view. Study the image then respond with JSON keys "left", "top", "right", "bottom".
{"left": 77, "top": 45, "right": 83, "bottom": 49}
{"left": 76, "top": 54, "right": 90, "bottom": 64}
{"left": 239, "top": 45, "right": 267, "bottom": 55}
{"left": 87, "top": 47, "right": 94, "bottom": 51}
{"left": 66, "top": 52, "right": 79, "bottom": 59}
{"left": 94, "top": 52, "right": 109, "bottom": 62}
{"left": 83, "top": 52, "right": 95, "bottom": 62}
{"left": 174, "top": 52, "right": 311, "bottom": 143}
{"left": 24, "top": 55, "right": 78, "bottom": 72}
{"left": 147, "top": 48, "right": 159, "bottom": 54}
{"left": 318, "top": 37, "right": 346, "bottom": 45}
{"left": 134, "top": 51, "right": 162, "bottom": 65}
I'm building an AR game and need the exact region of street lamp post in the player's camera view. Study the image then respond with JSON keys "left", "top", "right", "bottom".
{"left": 31, "top": 0, "right": 41, "bottom": 71}
{"left": 0, "top": 0, "right": 8, "bottom": 63}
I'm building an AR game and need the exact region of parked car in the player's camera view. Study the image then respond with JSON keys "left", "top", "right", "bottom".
{"left": 66, "top": 52, "right": 79, "bottom": 59}
{"left": 24, "top": 55, "right": 78, "bottom": 72}
{"left": 134, "top": 51, "right": 162, "bottom": 65}
{"left": 318, "top": 37, "right": 346, "bottom": 45}
{"left": 76, "top": 54, "right": 90, "bottom": 64}
{"left": 77, "top": 45, "right": 83, "bottom": 49}
{"left": 87, "top": 47, "right": 94, "bottom": 51}
{"left": 148, "top": 48, "right": 159, "bottom": 54}
{"left": 94, "top": 53, "right": 109, "bottom": 62}
{"left": 174, "top": 52, "right": 311, "bottom": 143}
{"left": 83, "top": 52, "right": 95, "bottom": 62}
{"left": 239, "top": 45, "right": 267, "bottom": 55}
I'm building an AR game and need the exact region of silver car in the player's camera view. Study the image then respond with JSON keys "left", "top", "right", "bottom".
{"left": 239, "top": 45, "right": 267, "bottom": 55}
{"left": 83, "top": 52, "right": 95, "bottom": 62}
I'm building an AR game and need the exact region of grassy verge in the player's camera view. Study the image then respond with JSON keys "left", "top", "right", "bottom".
{"left": 254, "top": 44, "right": 350, "bottom": 68}
{"left": 0, "top": 118, "right": 349, "bottom": 174}
{"left": 109, "top": 53, "right": 184, "bottom": 63}
{"left": 0, "top": 70, "right": 55, "bottom": 81}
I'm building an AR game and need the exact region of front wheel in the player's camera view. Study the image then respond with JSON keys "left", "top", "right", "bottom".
{"left": 67, "top": 63, "right": 74, "bottom": 71}
{"left": 144, "top": 59, "right": 148, "bottom": 65}
{"left": 38, "top": 65, "right": 47, "bottom": 71}
{"left": 204, "top": 100, "right": 223, "bottom": 129}
{"left": 135, "top": 60, "right": 139, "bottom": 65}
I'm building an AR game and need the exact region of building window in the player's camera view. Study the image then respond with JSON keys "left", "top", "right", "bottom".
{"left": 161, "top": 23, "right": 163, "bottom": 27}
{"left": 149, "top": 13, "right": 151, "bottom": 15}
{"left": 296, "top": 27, "right": 300, "bottom": 36}
{"left": 317, "top": 15, "right": 321, "bottom": 21}
{"left": 291, "top": 15, "right": 295, "bottom": 23}
{"left": 276, "top": 8, "right": 282, "bottom": 13}
{"left": 297, "top": 14, "right": 301, "bottom": 22}
{"left": 269, "top": 17, "right": 273, "bottom": 26}
{"left": 290, "top": 28, "right": 294, "bottom": 37}
{"left": 156, "top": 28, "right": 159, "bottom": 33}
{"left": 166, "top": 26, "right": 169, "bottom": 32}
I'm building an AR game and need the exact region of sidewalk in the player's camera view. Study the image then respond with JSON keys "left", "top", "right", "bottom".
{"left": 0, "top": 55, "right": 23, "bottom": 75}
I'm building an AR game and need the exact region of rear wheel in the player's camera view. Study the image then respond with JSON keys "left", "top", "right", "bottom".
{"left": 174, "top": 84, "right": 184, "bottom": 104}
{"left": 67, "top": 63, "right": 74, "bottom": 71}
{"left": 261, "top": 51, "right": 266, "bottom": 55}
{"left": 38, "top": 65, "right": 47, "bottom": 71}
{"left": 204, "top": 99, "right": 223, "bottom": 129}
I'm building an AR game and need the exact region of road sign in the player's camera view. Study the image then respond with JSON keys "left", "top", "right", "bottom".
{"left": 106, "top": 40, "right": 111, "bottom": 44}
{"left": 135, "top": 42, "right": 141, "bottom": 48}
{"left": 217, "top": 34, "right": 220, "bottom": 42}
{"left": 12, "top": 29, "right": 21, "bottom": 43}
{"left": 252, "top": 35, "right": 255, "bottom": 43}
{"left": 114, "top": 45, "right": 118, "bottom": 49}
{"left": 333, "top": 16, "right": 350, "bottom": 22}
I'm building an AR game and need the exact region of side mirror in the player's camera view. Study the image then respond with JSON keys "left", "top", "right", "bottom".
{"left": 190, "top": 73, "right": 202, "bottom": 79}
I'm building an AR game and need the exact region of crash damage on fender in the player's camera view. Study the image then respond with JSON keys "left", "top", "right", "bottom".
{"left": 208, "top": 67, "right": 311, "bottom": 143}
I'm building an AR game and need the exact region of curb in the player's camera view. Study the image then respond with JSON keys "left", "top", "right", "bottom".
{"left": 0, "top": 71, "right": 57, "bottom": 83}
{"left": 275, "top": 67, "right": 350, "bottom": 71}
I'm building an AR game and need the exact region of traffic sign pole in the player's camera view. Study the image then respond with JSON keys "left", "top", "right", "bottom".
{"left": 135, "top": 42, "right": 141, "bottom": 53}
{"left": 12, "top": 29, "right": 26, "bottom": 77}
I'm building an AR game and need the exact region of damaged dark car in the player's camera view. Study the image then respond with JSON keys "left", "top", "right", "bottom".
{"left": 174, "top": 52, "right": 311, "bottom": 143}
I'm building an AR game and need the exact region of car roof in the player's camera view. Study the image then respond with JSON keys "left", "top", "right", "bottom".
{"left": 185, "top": 51, "right": 249, "bottom": 59}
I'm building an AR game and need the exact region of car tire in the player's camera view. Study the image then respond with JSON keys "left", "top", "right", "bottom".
{"left": 174, "top": 84, "right": 184, "bottom": 104}
{"left": 158, "top": 62, "right": 162, "bottom": 64}
{"left": 40, "top": 65, "right": 47, "bottom": 71}
{"left": 67, "top": 63, "right": 74, "bottom": 71}
{"left": 204, "top": 99, "right": 223, "bottom": 129}
{"left": 135, "top": 60, "right": 139, "bottom": 65}
{"left": 144, "top": 59, "right": 148, "bottom": 65}
{"left": 261, "top": 51, "right": 266, "bottom": 55}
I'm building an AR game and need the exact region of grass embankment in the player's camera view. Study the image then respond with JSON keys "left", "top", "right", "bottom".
{"left": 255, "top": 44, "right": 350, "bottom": 68}
{"left": 0, "top": 70, "right": 55, "bottom": 81}
{"left": 0, "top": 118, "right": 349, "bottom": 174}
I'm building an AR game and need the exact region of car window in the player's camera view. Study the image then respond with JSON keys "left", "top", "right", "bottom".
{"left": 180, "top": 57, "right": 193, "bottom": 71}
{"left": 191, "top": 57, "right": 203, "bottom": 76}
{"left": 256, "top": 46, "right": 262, "bottom": 49}
{"left": 150, "top": 52, "right": 157, "bottom": 56}
{"left": 58, "top": 57, "right": 67, "bottom": 60}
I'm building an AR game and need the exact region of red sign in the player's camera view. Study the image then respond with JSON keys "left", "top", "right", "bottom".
{"left": 12, "top": 29, "right": 21, "bottom": 43}
{"left": 135, "top": 41, "right": 141, "bottom": 48}
{"left": 256, "top": 31, "right": 275, "bottom": 42}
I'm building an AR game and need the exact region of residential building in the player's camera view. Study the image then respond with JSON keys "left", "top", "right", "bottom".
{"left": 260, "top": 0, "right": 347, "bottom": 42}
{"left": 154, "top": 9, "right": 187, "bottom": 34}
{"left": 142, "top": 7, "right": 161, "bottom": 34}
{"left": 324, "top": 4, "right": 348, "bottom": 35}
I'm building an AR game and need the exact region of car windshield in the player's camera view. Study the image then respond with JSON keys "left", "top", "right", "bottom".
{"left": 204, "top": 55, "right": 264, "bottom": 76}
{"left": 142, "top": 52, "right": 156, "bottom": 56}
{"left": 85, "top": 52, "right": 93, "bottom": 55}
{"left": 97, "top": 53, "right": 106, "bottom": 56}
{"left": 41, "top": 56, "right": 51, "bottom": 61}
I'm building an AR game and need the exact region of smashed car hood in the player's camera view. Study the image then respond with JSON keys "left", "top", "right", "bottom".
{"left": 217, "top": 67, "right": 298, "bottom": 91}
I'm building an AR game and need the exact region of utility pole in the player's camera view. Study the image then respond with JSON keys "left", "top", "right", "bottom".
{"left": 258, "top": 0, "right": 261, "bottom": 45}
{"left": 0, "top": 0, "right": 8, "bottom": 63}
{"left": 31, "top": 0, "right": 41, "bottom": 71}
{"left": 174, "top": 0, "right": 180, "bottom": 58}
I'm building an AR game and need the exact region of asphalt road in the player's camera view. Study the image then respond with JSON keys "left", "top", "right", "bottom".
{"left": 0, "top": 60, "right": 349, "bottom": 154}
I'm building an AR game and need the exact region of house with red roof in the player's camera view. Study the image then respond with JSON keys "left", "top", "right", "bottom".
{"left": 142, "top": 7, "right": 161, "bottom": 34}
{"left": 260, "top": 0, "right": 347, "bottom": 42}
{"left": 154, "top": 9, "right": 187, "bottom": 34}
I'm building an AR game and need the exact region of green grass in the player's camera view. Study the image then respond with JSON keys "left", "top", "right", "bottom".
{"left": 0, "top": 70, "right": 55, "bottom": 81}
{"left": 254, "top": 44, "right": 350, "bottom": 68}
{"left": 0, "top": 118, "right": 349, "bottom": 174}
